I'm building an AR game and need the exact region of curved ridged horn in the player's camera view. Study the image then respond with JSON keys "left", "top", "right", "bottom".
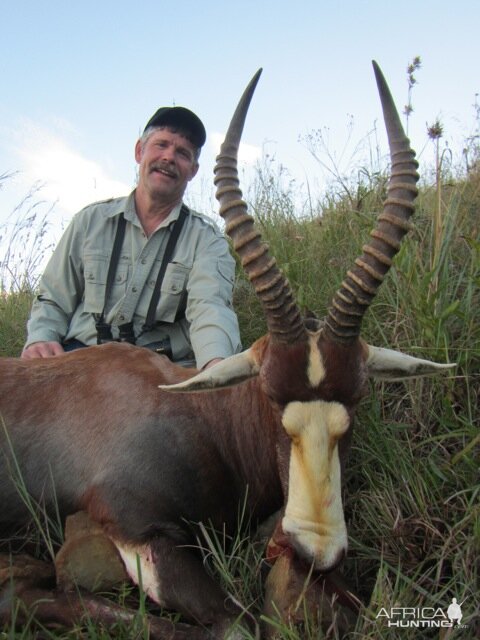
{"left": 214, "top": 70, "right": 306, "bottom": 344}
{"left": 324, "top": 60, "right": 420, "bottom": 343}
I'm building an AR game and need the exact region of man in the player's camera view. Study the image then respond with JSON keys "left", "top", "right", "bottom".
{"left": 21, "top": 106, "right": 241, "bottom": 369}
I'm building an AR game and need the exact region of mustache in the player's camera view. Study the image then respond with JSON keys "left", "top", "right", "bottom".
{"left": 149, "top": 162, "right": 178, "bottom": 178}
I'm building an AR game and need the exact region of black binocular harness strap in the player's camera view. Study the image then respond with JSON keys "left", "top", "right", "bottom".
{"left": 95, "top": 205, "right": 189, "bottom": 344}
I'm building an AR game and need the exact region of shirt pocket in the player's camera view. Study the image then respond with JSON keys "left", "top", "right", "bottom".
{"left": 83, "top": 253, "right": 129, "bottom": 313}
{"left": 153, "top": 262, "right": 190, "bottom": 323}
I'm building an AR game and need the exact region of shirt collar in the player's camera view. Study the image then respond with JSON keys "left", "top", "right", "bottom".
{"left": 104, "top": 190, "right": 183, "bottom": 230}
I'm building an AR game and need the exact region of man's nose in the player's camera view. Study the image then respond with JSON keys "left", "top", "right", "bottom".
{"left": 160, "top": 145, "right": 175, "bottom": 162}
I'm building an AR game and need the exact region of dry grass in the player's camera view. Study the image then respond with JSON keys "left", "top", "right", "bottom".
{"left": 1, "top": 125, "right": 478, "bottom": 638}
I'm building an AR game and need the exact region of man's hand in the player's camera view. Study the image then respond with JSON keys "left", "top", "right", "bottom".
{"left": 21, "top": 341, "right": 65, "bottom": 360}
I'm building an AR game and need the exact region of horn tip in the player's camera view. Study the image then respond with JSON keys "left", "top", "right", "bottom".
{"left": 249, "top": 68, "right": 263, "bottom": 92}
{"left": 371, "top": 60, "right": 386, "bottom": 86}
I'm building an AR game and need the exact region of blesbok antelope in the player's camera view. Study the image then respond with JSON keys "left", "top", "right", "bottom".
{"left": 0, "top": 63, "right": 453, "bottom": 637}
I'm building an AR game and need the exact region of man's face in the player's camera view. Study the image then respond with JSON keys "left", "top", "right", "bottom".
{"left": 135, "top": 128, "right": 199, "bottom": 205}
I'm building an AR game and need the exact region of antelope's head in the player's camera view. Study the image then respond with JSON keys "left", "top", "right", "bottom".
{"left": 161, "top": 64, "right": 454, "bottom": 572}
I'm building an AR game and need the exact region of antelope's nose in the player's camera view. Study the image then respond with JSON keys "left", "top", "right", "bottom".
{"left": 325, "top": 547, "right": 346, "bottom": 573}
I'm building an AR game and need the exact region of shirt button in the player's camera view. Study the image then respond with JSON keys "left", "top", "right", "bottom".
{"left": 119, "top": 314, "right": 125, "bottom": 321}
{"left": 141, "top": 258, "right": 147, "bottom": 265}
{"left": 132, "top": 286, "right": 138, "bottom": 293}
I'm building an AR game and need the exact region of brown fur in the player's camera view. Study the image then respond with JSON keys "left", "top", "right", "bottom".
{"left": 0, "top": 336, "right": 364, "bottom": 632}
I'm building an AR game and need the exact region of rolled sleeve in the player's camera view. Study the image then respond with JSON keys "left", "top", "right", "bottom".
{"left": 25, "top": 217, "right": 84, "bottom": 347}
{"left": 186, "top": 234, "right": 242, "bottom": 369}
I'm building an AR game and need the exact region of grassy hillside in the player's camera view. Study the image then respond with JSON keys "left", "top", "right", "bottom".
{"left": 233, "top": 162, "right": 479, "bottom": 637}
{"left": 0, "top": 160, "right": 478, "bottom": 637}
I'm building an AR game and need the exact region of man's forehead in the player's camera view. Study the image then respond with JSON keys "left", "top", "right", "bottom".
{"left": 146, "top": 126, "right": 197, "bottom": 150}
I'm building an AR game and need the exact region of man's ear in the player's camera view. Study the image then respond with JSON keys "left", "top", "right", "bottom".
{"left": 134, "top": 139, "right": 142, "bottom": 164}
{"left": 189, "top": 160, "right": 199, "bottom": 182}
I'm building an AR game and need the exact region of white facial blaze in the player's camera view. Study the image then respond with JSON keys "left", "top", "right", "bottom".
{"left": 307, "top": 332, "right": 326, "bottom": 387}
{"left": 281, "top": 400, "right": 350, "bottom": 570}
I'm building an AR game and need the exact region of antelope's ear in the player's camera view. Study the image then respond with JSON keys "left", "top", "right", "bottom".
{"left": 366, "top": 345, "right": 456, "bottom": 381}
{"left": 159, "top": 349, "right": 260, "bottom": 393}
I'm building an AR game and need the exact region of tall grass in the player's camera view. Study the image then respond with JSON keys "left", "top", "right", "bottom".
{"left": 1, "top": 125, "right": 479, "bottom": 638}
{"left": 0, "top": 179, "right": 55, "bottom": 356}
{"left": 233, "top": 152, "right": 479, "bottom": 637}
{"left": 0, "top": 180, "right": 55, "bottom": 293}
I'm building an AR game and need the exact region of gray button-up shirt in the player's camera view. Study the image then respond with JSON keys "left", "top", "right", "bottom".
{"left": 26, "top": 191, "right": 242, "bottom": 368}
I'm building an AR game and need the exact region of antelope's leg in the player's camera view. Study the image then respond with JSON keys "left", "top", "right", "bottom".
{"left": 114, "top": 534, "right": 251, "bottom": 631}
{"left": 0, "top": 581, "right": 209, "bottom": 639}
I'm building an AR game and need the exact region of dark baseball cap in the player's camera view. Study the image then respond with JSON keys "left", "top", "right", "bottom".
{"left": 143, "top": 106, "right": 206, "bottom": 148}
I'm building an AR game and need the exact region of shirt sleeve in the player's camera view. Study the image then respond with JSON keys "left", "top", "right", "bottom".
{"left": 25, "top": 215, "right": 85, "bottom": 347}
{"left": 185, "top": 228, "right": 242, "bottom": 369}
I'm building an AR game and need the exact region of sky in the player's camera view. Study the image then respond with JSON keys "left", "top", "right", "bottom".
{"left": 1, "top": 0, "right": 479, "bottom": 260}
